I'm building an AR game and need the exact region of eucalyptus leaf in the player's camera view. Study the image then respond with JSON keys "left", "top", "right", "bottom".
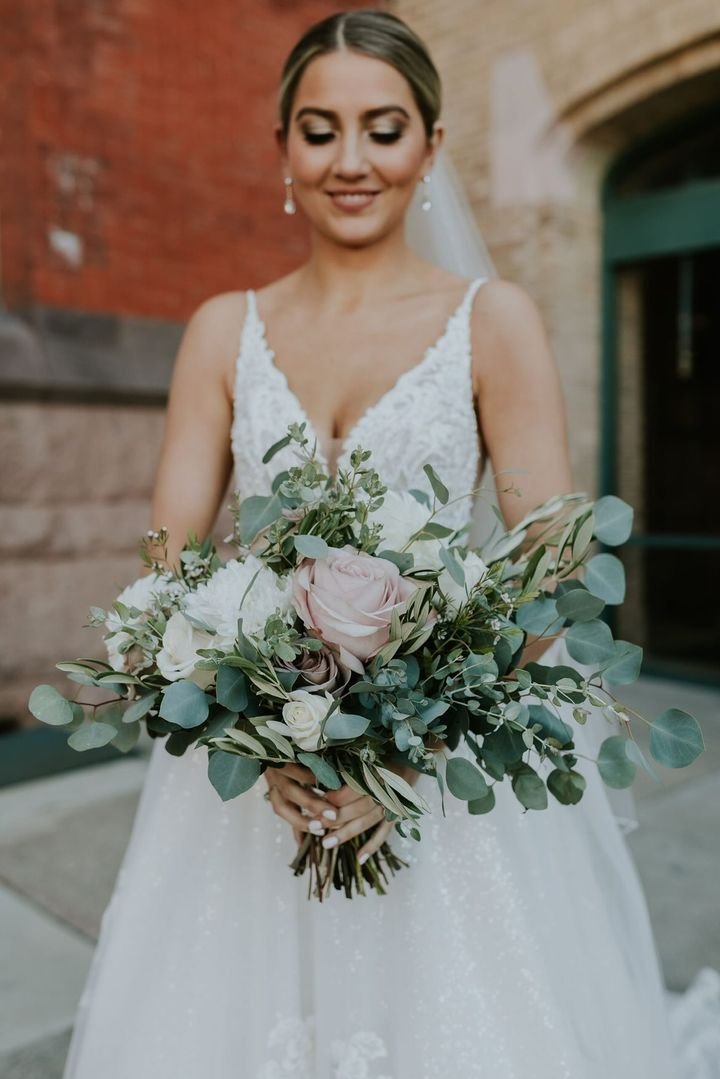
{"left": 593, "top": 495, "right": 633, "bottom": 546}
{"left": 111, "top": 720, "right": 140, "bottom": 753}
{"left": 446, "top": 756, "right": 489, "bottom": 800}
{"left": 515, "top": 596, "right": 564, "bottom": 637}
{"left": 223, "top": 728, "right": 267, "bottom": 755}
{"left": 296, "top": 752, "right": 342, "bottom": 790}
{"left": 28, "top": 685, "right": 74, "bottom": 727}
{"left": 547, "top": 768, "right": 586, "bottom": 805}
{"left": 423, "top": 462, "right": 449, "bottom": 504}
{"left": 377, "top": 549, "right": 415, "bottom": 573}
{"left": 159, "top": 680, "right": 211, "bottom": 729}
{"left": 375, "top": 765, "right": 431, "bottom": 812}
{"left": 323, "top": 711, "right": 370, "bottom": 740}
{"left": 584, "top": 553, "right": 626, "bottom": 604}
{"left": 123, "top": 692, "right": 159, "bottom": 724}
{"left": 597, "top": 735, "right": 636, "bottom": 788}
{"left": 294, "top": 533, "right": 330, "bottom": 559}
{"left": 511, "top": 765, "right": 548, "bottom": 810}
{"left": 207, "top": 751, "right": 261, "bottom": 801}
{"left": 261, "top": 433, "right": 293, "bottom": 463}
{"left": 603, "top": 641, "right": 643, "bottom": 685}
{"left": 237, "top": 494, "right": 283, "bottom": 545}
{"left": 215, "top": 665, "right": 249, "bottom": 712}
{"left": 440, "top": 545, "right": 465, "bottom": 586}
{"left": 468, "top": 786, "right": 496, "bottom": 814}
{"left": 649, "top": 709, "right": 704, "bottom": 768}
{"left": 555, "top": 588, "right": 605, "bottom": 623}
{"left": 68, "top": 721, "right": 118, "bottom": 751}
{"left": 565, "top": 619, "right": 616, "bottom": 666}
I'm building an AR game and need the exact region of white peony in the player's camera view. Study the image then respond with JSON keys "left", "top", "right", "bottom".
{"left": 438, "top": 551, "right": 489, "bottom": 611}
{"left": 368, "top": 491, "right": 443, "bottom": 571}
{"left": 266, "top": 689, "right": 335, "bottom": 752}
{"left": 156, "top": 611, "right": 215, "bottom": 689}
{"left": 105, "top": 571, "right": 174, "bottom": 672}
{"left": 182, "top": 555, "right": 293, "bottom": 649}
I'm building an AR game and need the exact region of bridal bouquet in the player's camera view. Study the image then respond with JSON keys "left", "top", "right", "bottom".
{"left": 29, "top": 423, "right": 705, "bottom": 900}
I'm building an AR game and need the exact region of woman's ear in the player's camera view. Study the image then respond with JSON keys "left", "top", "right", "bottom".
{"left": 273, "top": 122, "right": 287, "bottom": 162}
{"left": 426, "top": 122, "right": 444, "bottom": 171}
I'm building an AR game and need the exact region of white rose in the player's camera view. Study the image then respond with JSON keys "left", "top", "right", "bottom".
{"left": 266, "top": 689, "right": 335, "bottom": 752}
{"left": 438, "top": 551, "right": 489, "bottom": 611}
{"left": 183, "top": 555, "right": 292, "bottom": 649}
{"left": 368, "top": 491, "right": 443, "bottom": 570}
{"left": 156, "top": 611, "right": 215, "bottom": 689}
{"left": 105, "top": 571, "right": 174, "bottom": 672}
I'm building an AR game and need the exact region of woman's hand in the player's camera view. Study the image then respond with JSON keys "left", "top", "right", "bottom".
{"left": 263, "top": 763, "right": 337, "bottom": 847}
{"left": 312, "top": 761, "right": 421, "bottom": 865}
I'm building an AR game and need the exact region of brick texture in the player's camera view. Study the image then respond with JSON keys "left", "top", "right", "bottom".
{"left": 0, "top": 0, "right": 367, "bottom": 319}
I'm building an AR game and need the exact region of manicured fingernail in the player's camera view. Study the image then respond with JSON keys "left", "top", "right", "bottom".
{"left": 308, "top": 820, "right": 325, "bottom": 834}
{"left": 357, "top": 852, "right": 369, "bottom": 866}
{"left": 321, "top": 808, "right": 337, "bottom": 821}
{"left": 311, "top": 787, "right": 326, "bottom": 797}
{"left": 321, "top": 835, "right": 338, "bottom": 849}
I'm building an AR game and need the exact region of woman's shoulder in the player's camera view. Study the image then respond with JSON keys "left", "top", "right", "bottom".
{"left": 469, "top": 276, "right": 557, "bottom": 386}
{"left": 471, "top": 277, "right": 548, "bottom": 346}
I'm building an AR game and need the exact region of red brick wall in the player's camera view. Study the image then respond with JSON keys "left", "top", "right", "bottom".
{"left": 0, "top": 0, "right": 368, "bottom": 321}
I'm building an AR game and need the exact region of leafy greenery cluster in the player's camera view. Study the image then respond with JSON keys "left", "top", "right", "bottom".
{"left": 29, "top": 424, "right": 705, "bottom": 896}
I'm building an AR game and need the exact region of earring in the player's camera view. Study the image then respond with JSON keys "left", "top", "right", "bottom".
{"left": 421, "top": 173, "right": 432, "bottom": 212}
{"left": 283, "top": 176, "right": 296, "bottom": 216}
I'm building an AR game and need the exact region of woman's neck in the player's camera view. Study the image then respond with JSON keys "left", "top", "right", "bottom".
{"left": 298, "top": 224, "right": 426, "bottom": 312}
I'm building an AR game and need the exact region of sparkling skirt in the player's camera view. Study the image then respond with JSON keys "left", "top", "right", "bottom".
{"left": 63, "top": 637, "right": 720, "bottom": 1078}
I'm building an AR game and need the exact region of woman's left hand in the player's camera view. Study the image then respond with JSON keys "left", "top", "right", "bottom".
{"left": 310, "top": 761, "right": 420, "bottom": 864}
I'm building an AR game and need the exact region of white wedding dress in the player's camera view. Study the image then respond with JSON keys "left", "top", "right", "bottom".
{"left": 63, "top": 277, "right": 720, "bottom": 1078}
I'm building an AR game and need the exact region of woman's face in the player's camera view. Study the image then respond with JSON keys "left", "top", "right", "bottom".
{"left": 278, "top": 50, "right": 442, "bottom": 249}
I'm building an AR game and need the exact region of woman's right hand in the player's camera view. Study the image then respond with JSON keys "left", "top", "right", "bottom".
{"left": 264, "top": 762, "right": 338, "bottom": 846}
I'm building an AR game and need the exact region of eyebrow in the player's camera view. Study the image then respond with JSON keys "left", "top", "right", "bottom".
{"left": 294, "top": 105, "right": 411, "bottom": 123}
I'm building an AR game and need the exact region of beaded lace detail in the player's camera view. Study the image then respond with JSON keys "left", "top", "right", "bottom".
{"left": 230, "top": 278, "right": 489, "bottom": 531}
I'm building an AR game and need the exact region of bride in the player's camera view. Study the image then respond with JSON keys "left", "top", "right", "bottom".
{"left": 62, "top": 10, "right": 719, "bottom": 1078}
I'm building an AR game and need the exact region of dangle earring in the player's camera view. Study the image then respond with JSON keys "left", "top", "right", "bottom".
{"left": 420, "top": 173, "right": 432, "bottom": 212}
{"left": 283, "top": 176, "right": 296, "bottom": 216}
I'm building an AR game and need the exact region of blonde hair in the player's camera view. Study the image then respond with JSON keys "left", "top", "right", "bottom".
{"left": 278, "top": 10, "right": 442, "bottom": 142}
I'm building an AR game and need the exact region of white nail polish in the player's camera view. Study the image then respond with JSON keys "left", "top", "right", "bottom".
{"left": 308, "top": 820, "right": 325, "bottom": 834}
{"left": 358, "top": 852, "right": 369, "bottom": 866}
{"left": 322, "top": 835, "right": 338, "bottom": 849}
{"left": 311, "top": 787, "right": 326, "bottom": 797}
{"left": 322, "top": 808, "right": 337, "bottom": 821}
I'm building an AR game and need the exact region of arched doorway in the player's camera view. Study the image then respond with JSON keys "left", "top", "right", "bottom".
{"left": 601, "top": 104, "right": 720, "bottom": 683}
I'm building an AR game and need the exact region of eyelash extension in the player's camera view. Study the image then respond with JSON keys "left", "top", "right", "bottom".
{"left": 301, "top": 130, "right": 404, "bottom": 145}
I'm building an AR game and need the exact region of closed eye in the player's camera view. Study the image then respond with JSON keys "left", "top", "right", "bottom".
{"left": 301, "top": 130, "right": 404, "bottom": 146}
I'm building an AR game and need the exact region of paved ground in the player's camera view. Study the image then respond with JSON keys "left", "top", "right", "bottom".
{"left": 0, "top": 675, "right": 718, "bottom": 1078}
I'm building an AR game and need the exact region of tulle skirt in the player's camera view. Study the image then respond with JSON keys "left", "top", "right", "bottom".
{"left": 63, "top": 637, "right": 719, "bottom": 1078}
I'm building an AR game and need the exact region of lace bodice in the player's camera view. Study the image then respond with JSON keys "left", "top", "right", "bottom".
{"left": 230, "top": 277, "right": 489, "bottom": 528}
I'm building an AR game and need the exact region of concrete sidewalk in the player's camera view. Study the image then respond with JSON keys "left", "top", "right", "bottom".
{"left": 1, "top": 676, "right": 719, "bottom": 1078}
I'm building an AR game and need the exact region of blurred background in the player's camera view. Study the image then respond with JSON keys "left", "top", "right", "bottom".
{"left": 1, "top": 1, "right": 719, "bottom": 1075}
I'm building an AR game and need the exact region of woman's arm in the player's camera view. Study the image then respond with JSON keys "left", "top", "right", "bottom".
{"left": 147, "top": 291, "right": 246, "bottom": 571}
{"left": 471, "top": 279, "right": 575, "bottom": 665}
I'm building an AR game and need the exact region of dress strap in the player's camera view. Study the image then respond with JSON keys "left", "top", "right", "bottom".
{"left": 457, "top": 275, "right": 489, "bottom": 364}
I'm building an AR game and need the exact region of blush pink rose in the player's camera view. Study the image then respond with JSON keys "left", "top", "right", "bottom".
{"left": 292, "top": 546, "right": 418, "bottom": 669}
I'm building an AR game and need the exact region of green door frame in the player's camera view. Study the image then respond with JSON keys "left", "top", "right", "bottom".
{"left": 600, "top": 105, "right": 720, "bottom": 685}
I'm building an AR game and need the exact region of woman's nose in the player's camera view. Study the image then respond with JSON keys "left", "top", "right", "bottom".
{"left": 331, "top": 135, "right": 370, "bottom": 179}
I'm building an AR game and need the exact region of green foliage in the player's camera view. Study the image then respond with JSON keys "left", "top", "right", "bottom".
{"left": 207, "top": 751, "right": 261, "bottom": 801}
{"left": 584, "top": 553, "right": 626, "bottom": 604}
{"left": 28, "top": 685, "right": 74, "bottom": 727}
{"left": 159, "top": 681, "right": 210, "bottom": 729}
{"left": 445, "top": 757, "right": 488, "bottom": 800}
{"left": 215, "top": 666, "right": 249, "bottom": 712}
{"left": 597, "top": 736, "right": 636, "bottom": 788}
{"left": 649, "top": 709, "right": 704, "bottom": 768}
{"left": 592, "top": 495, "right": 633, "bottom": 546}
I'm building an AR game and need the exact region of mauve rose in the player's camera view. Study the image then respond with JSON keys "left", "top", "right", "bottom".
{"left": 277, "top": 644, "right": 351, "bottom": 694}
{"left": 292, "top": 546, "right": 418, "bottom": 668}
